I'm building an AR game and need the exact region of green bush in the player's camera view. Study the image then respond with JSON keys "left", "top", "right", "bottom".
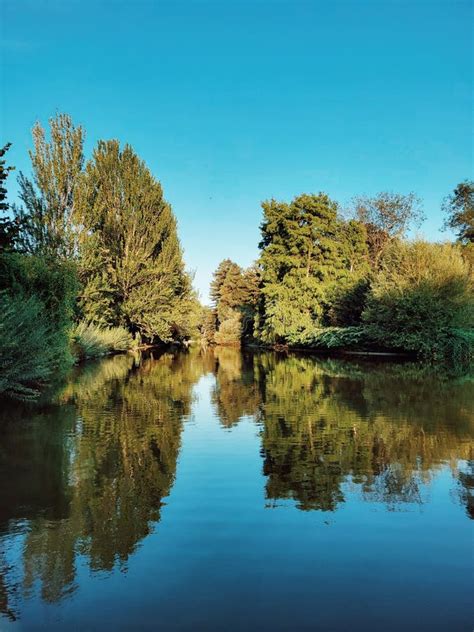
{"left": 214, "top": 310, "right": 242, "bottom": 346}
{"left": 72, "top": 322, "right": 134, "bottom": 361}
{"left": 0, "top": 252, "right": 78, "bottom": 328}
{"left": 307, "top": 326, "right": 372, "bottom": 350}
{"left": 325, "top": 277, "right": 371, "bottom": 327}
{"left": 362, "top": 241, "right": 474, "bottom": 362}
{"left": 0, "top": 292, "right": 72, "bottom": 400}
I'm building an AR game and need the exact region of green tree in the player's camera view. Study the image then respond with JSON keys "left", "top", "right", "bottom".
{"left": 210, "top": 259, "right": 260, "bottom": 345}
{"left": 443, "top": 180, "right": 474, "bottom": 244}
{"left": 14, "top": 114, "right": 85, "bottom": 259}
{"left": 351, "top": 191, "right": 424, "bottom": 267}
{"left": 257, "top": 193, "right": 366, "bottom": 343}
{"left": 76, "top": 140, "right": 196, "bottom": 343}
{"left": 0, "top": 143, "right": 18, "bottom": 252}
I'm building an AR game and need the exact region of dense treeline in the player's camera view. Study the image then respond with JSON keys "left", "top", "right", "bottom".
{"left": 1, "top": 112, "right": 473, "bottom": 400}
{"left": 208, "top": 187, "right": 473, "bottom": 365}
{"left": 0, "top": 114, "right": 199, "bottom": 400}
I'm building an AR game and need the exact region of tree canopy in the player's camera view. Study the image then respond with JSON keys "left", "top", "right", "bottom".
{"left": 76, "top": 140, "right": 197, "bottom": 343}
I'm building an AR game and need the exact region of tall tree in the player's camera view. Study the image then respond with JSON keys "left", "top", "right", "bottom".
{"left": 0, "top": 143, "right": 18, "bottom": 252}
{"left": 442, "top": 180, "right": 474, "bottom": 244}
{"left": 14, "top": 114, "right": 85, "bottom": 259}
{"left": 76, "top": 140, "right": 196, "bottom": 343}
{"left": 351, "top": 191, "right": 424, "bottom": 267}
{"left": 257, "top": 193, "right": 365, "bottom": 343}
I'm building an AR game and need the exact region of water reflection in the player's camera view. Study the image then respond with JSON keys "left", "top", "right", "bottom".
{"left": 0, "top": 351, "right": 209, "bottom": 616}
{"left": 0, "top": 349, "right": 472, "bottom": 624}
{"left": 254, "top": 355, "right": 473, "bottom": 512}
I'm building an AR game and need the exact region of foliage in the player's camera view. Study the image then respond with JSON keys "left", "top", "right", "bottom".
{"left": 213, "top": 309, "right": 242, "bottom": 346}
{"left": 362, "top": 240, "right": 474, "bottom": 361}
{"left": 0, "top": 143, "right": 19, "bottom": 252}
{"left": 0, "top": 292, "right": 72, "bottom": 400}
{"left": 0, "top": 252, "right": 78, "bottom": 329}
{"left": 257, "top": 193, "right": 369, "bottom": 343}
{"left": 351, "top": 191, "right": 424, "bottom": 266}
{"left": 76, "top": 140, "right": 197, "bottom": 343}
{"left": 72, "top": 322, "right": 134, "bottom": 361}
{"left": 210, "top": 259, "right": 260, "bottom": 345}
{"left": 199, "top": 305, "right": 217, "bottom": 345}
{"left": 443, "top": 179, "right": 474, "bottom": 244}
{"left": 14, "top": 113, "right": 85, "bottom": 259}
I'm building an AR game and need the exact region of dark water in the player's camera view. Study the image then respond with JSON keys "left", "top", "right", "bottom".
{"left": 0, "top": 349, "right": 473, "bottom": 631}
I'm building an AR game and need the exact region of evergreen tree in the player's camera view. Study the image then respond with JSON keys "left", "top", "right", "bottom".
{"left": 14, "top": 114, "right": 85, "bottom": 259}
{"left": 76, "top": 140, "right": 196, "bottom": 343}
{"left": 257, "top": 193, "right": 365, "bottom": 343}
{"left": 209, "top": 259, "right": 261, "bottom": 344}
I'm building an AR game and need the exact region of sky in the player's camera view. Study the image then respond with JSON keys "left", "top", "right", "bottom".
{"left": 1, "top": 0, "right": 472, "bottom": 301}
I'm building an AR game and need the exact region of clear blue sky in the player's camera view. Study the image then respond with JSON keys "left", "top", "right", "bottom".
{"left": 1, "top": 0, "right": 472, "bottom": 301}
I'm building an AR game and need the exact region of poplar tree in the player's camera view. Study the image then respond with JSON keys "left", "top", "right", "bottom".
{"left": 14, "top": 114, "right": 85, "bottom": 259}
{"left": 76, "top": 140, "right": 196, "bottom": 343}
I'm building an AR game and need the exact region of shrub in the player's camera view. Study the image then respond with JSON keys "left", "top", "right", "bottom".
{"left": 0, "top": 292, "right": 72, "bottom": 400}
{"left": 362, "top": 240, "right": 474, "bottom": 361}
{"left": 0, "top": 252, "right": 78, "bottom": 328}
{"left": 307, "top": 326, "right": 372, "bottom": 350}
{"left": 72, "top": 322, "right": 134, "bottom": 361}
{"left": 214, "top": 310, "right": 242, "bottom": 346}
{"left": 325, "top": 277, "right": 371, "bottom": 327}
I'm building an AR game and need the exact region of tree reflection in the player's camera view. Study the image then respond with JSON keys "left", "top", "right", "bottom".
{"left": 0, "top": 349, "right": 472, "bottom": 618}
{"left": 254, "top": 354, "right": 474, "bottom": 511}
{"left": 0, "top": 350, "right": 207, "bottom": 607}
{"left": 211, "top": 347, "right": 261, "bottom": 427}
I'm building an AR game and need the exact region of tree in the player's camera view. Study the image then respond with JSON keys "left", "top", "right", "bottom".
{"left": 351, "top": 191, "right": 424, "bottom": 267}
{"left": 209, "top": 259, "right": 261, "bottom": 344}
{"left": 14, "top": 114, "right": 85, "bottom": 259}
{"left": 257, "top": 193, "right": 367, "bottom": 343}
{"left": 442, "top": 180, "right": 474, "bottom": 244}
{"left": 76, "top": 140, "right": 196, "bottom": 343}
{"left": 0, "top": 143, "right": 18, "bottom": 252}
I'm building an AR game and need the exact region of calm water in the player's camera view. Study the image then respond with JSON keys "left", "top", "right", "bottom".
{"left": 0, "top": 349, "right": 473, "bottom": 631}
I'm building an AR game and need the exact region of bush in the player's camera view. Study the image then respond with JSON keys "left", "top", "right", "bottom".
{"left": 0, "top": 252, "right": 78, "bottom": 328}
{"left": 362, "top": 241, "right": 474, "bottom": 361}
{"left": 325, "top": 277, "right": 371, "bottom": 327}
{"left": 306, "top": 326, "right": 372, "bottom": 350}
{"left": 72, "top": 322, "right": 134, "bottom": 361}
{"left": 214, "top": 310, "right": 242, "bottom": 346}
{"left": 0, "top": 292, "right": 72, "bottom": 400}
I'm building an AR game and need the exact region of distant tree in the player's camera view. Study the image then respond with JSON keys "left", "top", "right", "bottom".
{"left": 209, "top": 259, "right": 261, "bottom": 345}
{"left": 76, "top": 139, "right": 196, "bottom": 343}
{"left": 210, "top": 259, "right": 235, "bottom": 308}
{"left": 0, "top": 143, "right": 18, "bottom": 252}
{"left": 200, "top": 305, "right": 217, "bottom": 345}
{"left": 442, "top": 180, "right": 474, "bottom": 244}
{"left": 351, "top": 191, "right": 424, "bottom": 267}
{"left": 14, "top": 114, "right": 85, "bottom": 259}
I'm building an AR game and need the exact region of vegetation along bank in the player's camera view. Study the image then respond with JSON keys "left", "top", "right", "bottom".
{"left": 0, "top": 113, "right": 473, "bottom": 400}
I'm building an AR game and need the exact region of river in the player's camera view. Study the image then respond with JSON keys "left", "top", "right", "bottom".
{"left": 0, "top": 348, "right": 472, "bottom": 630}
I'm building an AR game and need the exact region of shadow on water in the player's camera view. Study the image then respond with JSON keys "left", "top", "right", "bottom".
{"left": 0, "top": 348, "right": 473, "bottom": 623}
